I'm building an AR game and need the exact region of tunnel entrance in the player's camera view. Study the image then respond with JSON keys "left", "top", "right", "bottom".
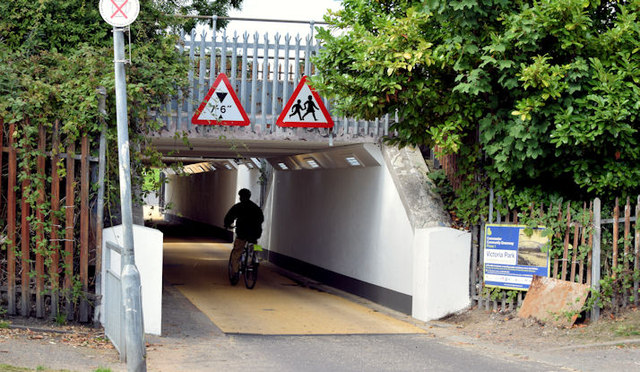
{"left": 133, "top": 142, "right": 465, "bottom": 336}
{"left": 154, "top": 220, "right": 425, "bottom": 335}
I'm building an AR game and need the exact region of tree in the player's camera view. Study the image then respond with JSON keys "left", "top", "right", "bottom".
{"left": 0, "top": 0, "right": 244, "bottom": 223}
{"left": 312, "top": 0, "right": 640, "bottom": 220}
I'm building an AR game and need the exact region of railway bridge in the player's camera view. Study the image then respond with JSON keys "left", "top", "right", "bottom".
{"left": 138, "top": 18, "right": 471, "bottom": 327}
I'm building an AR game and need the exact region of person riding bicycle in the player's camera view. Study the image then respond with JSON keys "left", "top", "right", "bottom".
{"left": 224, "top": 188, "right": 264, "bottom": 277}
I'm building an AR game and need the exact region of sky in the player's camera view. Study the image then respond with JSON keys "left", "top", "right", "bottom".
{"left": 221, "top": 0, "right": 342, "bottom": 39}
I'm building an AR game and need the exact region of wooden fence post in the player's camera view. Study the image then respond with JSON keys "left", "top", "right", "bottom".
{"left": 50, "top": 120, "right": 61, "bottom": 319}
{"left": 636, "top": 196, "right": 640, "bottom": 307}
{"left": 36, "top": 123, "right": 46, "bottom": 318}
{"left": 624, "top": 197, "right": 631, "bottom": 306}
{"left": 20, "top": 166, "right": 31, "bottom": 317}
{"left": 64, "top": 142, "right": 76, "bottom": 320}
{"left": 633, "top": 195, "right": 640, "bottom": 306}
{"left": 562, "top": 203, "right": 571, "bottom": 281}
{"left": 587, "top": 201, "right": 593, "bottom": 286}
{"left": 0, "top": 119, "right": 3, "bottom": 215}
{"left": 7, "top": 122, "right": 17, "bottom": 315}
{"left": 578, "top": 202, "right": 587, "bottom": 284}
{"left": 613, "top": 197, "right": 619, "bottom": 278}
{"left": 571, "top": 223, "right": 579, "bottom": 282}
{"left": 79, "top": 135, "right": 89, "bottom": 322}
{"left": 591, "top": 198, "right": 601, "bottom": 322}
{"left": 553, "top": 203, "right": 563, "bottom": 278}
{"left": 470, "top": 225, "right": 479, "bottom": 303}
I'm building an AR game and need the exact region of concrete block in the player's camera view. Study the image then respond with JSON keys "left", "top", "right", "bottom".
{"left": 101, "top": 225, "right": 163, "bottom": 335}
{"left": 412, "top": 227, "right": 471, "bottom": 322}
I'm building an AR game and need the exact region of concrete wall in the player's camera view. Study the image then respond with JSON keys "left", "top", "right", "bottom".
{"left": 266, "top": 147, "right": 415, "bottom": 300}
{"left": 412, "top": 227, "right": 471, "bottom": 322}
{"left": 101, "top": 225, "right": 163, "bottom": 335}
{"left": 165, "top": 165, "right": 262, "bottom": 225}
{"left": 235, "top": 165, "right": 262, "bottom": 206}
{"left": 161, "top": 146, "right": 471, "bottom": 320}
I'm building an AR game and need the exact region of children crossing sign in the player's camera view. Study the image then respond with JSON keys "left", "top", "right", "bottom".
{"left": 192, "top": 73, "right": 250, "bottom": 126}
{"left": 277, "top": 76, "right": 334, "bottom": 128}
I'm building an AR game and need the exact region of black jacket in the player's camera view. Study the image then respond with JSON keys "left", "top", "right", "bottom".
{"left": 224, "top": 199, "right": 264, "bottom": 243}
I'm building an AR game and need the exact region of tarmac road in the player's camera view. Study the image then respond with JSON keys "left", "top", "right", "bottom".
{"left": 3, "top": 226, "right": 640, "bottom": 371}
{"left": 144, "top": 236, "right": 555, "bottom": 371}
{"left": 144, "top": 231, "right": 640, "bottom": 372}
{"left": 147, "top": 281, "right": 554, "bottom": 372}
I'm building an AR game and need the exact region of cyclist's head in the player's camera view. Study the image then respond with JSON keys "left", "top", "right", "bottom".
{"left": 238, "top": 188, "right": 251, "bottom": 201}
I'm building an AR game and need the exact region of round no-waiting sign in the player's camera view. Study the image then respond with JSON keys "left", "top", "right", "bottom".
{"left": 99, "top": 0, "right": 140, "bottom": 27}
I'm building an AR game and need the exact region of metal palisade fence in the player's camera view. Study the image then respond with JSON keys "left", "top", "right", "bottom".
{"left": 0, "top": 119, "right": 102, "bottom": 322}
{"left": 158, "top": 16, "right": 393, "bottom": 140}
{"left": 469, "top": 189, "right": 640, "bottom": 321}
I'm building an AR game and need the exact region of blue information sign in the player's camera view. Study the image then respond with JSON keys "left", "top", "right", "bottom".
{"left": 483, "top": 224, "right": 550, "bottom": 290}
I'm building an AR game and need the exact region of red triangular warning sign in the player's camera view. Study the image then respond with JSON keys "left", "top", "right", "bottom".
{"left": 192, "top": 73, "right": 250, "bottom": 126}
{"left": 277, "top": 76, "right": 334, "bottom": 128}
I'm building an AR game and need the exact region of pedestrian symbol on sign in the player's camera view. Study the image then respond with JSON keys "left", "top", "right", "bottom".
{"left": 277, "top": 76, "right": 334, "bottom": 128}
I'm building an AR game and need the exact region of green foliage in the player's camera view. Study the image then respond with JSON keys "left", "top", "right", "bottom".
{"left": 0, "top": 1, "right": 243, "bottom": 316}
{"left": 313, "top": 0, "right": 640, "bottom": 212}
{"left": 54, "top": 311, "right": 67, "bottom": 326}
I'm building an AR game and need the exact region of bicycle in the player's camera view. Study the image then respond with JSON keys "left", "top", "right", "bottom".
{"left": 227, "top": 227, "right": 262, "bottom": 289}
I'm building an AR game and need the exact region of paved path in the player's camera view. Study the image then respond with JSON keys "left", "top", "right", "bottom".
{"left": 4, "top": 231, "right": 640, "bottom": 371}
{"left": 162, "top": 238, "right": 424, "bottom": 335}
{"left": 147, "top": 283, "right": 551, "bottom": 372}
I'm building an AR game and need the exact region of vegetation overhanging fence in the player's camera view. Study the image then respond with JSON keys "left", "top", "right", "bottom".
{"left": 470, "top": 190, "right": 640, "bottom": 321}
{"left": 0, "top": 118, "right": 103, "bottom": 322}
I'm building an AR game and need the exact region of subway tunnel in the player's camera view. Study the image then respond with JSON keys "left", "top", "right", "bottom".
{"left": 136, "top": 142, "right": 470, "bottom": 334}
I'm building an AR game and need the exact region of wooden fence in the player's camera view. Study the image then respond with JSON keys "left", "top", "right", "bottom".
{"left": 0, "top": 119, "right": 100, "bottom": 322}
{"left": 470, "top": 191, "right": 640, "bottom": 320}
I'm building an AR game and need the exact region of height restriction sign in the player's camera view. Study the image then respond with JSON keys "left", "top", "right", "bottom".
{"left": 277, "top": 76, "right": 334, "bottom": 128}
{"left": 191, "top": 73, "right": 250, "bottom": 126}
{"left": 99, "top": 0, "right": 140, "bottom": 28}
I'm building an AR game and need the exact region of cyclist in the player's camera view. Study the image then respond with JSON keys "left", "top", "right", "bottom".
{"left": 224, "top": 188, "right": 264, "bottom": 277}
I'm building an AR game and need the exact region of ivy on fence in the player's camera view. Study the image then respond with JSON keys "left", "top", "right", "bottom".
{"left": 471, "top": 194, "right": 640, "bottom": 321}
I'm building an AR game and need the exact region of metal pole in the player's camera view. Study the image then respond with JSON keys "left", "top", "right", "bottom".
{"left": 113, "top": 27, "right": 147, "bottom": 372}
{"left": 591, "top": 198, "right": 601, "bottom": 322}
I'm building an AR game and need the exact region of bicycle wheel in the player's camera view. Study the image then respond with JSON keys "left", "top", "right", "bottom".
{"left": 228, "top": 254, "right": 239, "bottom": 286}
{"left": 244, "top": 251, "right": 259, "bottom": 289}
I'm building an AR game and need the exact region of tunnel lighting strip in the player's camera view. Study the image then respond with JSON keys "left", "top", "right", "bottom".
{"left": 278, "top": 162, "right": 289, "bottom": 170}
{"left": 305, "top": 159, "right": 320, "bottom": 168}
{"left": 345, "top": 156, "right": 361, "bottom": 167}
{"left": 224, "top": 164, "right": 233, "bottom": 170}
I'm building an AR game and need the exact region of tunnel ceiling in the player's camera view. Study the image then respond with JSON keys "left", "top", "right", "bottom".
{"left": 151, "top": 137, "right": 367, "bottom": 160}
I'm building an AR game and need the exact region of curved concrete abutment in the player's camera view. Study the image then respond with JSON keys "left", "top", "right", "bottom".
{"left": 154, "top": 143, "right": 471, "bottom": 322}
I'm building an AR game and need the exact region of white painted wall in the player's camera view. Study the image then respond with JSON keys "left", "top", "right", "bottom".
{"left": 412, "top": 227, "right": 471, "bottom": 321}
{"left": 267, "top": 148, "right": 415, "bottom": 296}
{"left": 234, "top": 165, "right": 262, "bottom": 205}
{"left": 165, "top": 170, "right": 237, "bottom": 226}
{"left": 160, "top": 149, "right": 472, "bottom": 320}
{"left": 165, "top": 165, "right": 263, "bottom": 225}
{"left": 101, "top": 225, "right": 163, "bottom": 335}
